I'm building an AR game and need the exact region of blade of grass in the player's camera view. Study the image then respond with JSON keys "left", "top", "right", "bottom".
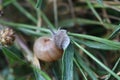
{"left": 2, "top": 47, "right": 26, "bottom": 65}
{"left": 3, "top": 0, "right": 16, "bottom": 7}
{"left": 36, "top": 0, "right": 42, "bottom": 8}
{"left": 18, "top": 28, "right": 45, "bottom": 36}
{"left": 74, "top": 51, "right": 98, "bottom": 80}
{"left": 52, "top": 61, "right": 62, "bottom": 80}
{"left": 73, "top": 38, "right": 120, "bottom": 50}
{"left": 82, "top": 1, "right": 120, "bottom": 12}
{"left": 86, "top": 0, "right": 103, "bottom": 23}
{"left": 69, "top": 32, "right": 120, "bottom": 49}
{"left": 32, "top": 65, "right": 51, "bottom": 80}
{"left": 105, "top": 57, "right": 120, "bottom": 80}
{"left": 62, "top": 43, "right": 74, "bottom": 80}
{"left": 59, "top": 18, "right": 115, "bottom": 29}
{"left": 0, "top": 20, "right": 50, "bottom": 33}
{"left": 33, "top": 69, "right": 46, "bottom": 80}
{"left": 12, "top": 1, "right": 37, "bottom": 24}
{"left": 85, "top": 0, "right": 110, "bottom": 29}
{"left": 108, "top": 24, "right": 120, "bottom": 39}
{"left": 73, "top": 67, "right": 79, "bottom": 80}
{"left": 74, "top": 58, "right": 88, "bottom": 80}
{"left": 30, "top": 0, "right": 55, "bottom": 28}
{"left": 73, "top": 40, "right": 120, "bottom": 80}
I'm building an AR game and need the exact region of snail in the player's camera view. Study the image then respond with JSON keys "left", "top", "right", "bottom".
{"left": 33, "top": 29, "right": 70, "bottom": 62}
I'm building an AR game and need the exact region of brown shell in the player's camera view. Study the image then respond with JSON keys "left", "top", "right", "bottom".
{"left": 33, "top": 36, "right": 63, "bottom": 62}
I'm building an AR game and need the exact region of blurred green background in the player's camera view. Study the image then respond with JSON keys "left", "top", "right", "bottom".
{"left": 0, "top": 0, "right": 120, "bottom": 80}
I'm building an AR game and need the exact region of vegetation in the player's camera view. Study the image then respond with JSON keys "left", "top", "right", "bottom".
{"left": 0, "top": 0, "right": 120, "bottom": 80}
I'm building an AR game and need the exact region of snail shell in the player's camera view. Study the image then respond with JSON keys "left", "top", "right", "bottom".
{"left": 33, "top": 36, "right": 63, "bottom": 62}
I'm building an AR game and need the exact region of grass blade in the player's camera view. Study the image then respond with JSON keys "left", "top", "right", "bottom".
{"left": 36, "top": 0, "right": 42, "bottom": 8}
{"left": 105, "top": 57, "right": 120, "bottom": 80}
{"left": 74, "top": 58, "right": 88, "bottom": 80}
{"left": 32, "top": 66, "right": 51, "bottom": 80}
{"left": 74, "top": 51, "right": 97, "bottom": 80}
{"left": 62, "top": 43, "right": 74, "bottom": 80}
{"left": 73, "top": 41, "right": 120, "bottom": 80}
{"left": 0, "top": 20, "right": 50, "bottom": 33}
{"left": 86, "top": 0, "right": 103, "bottom": 23}
{"left": 3, "top": 0, "right": 16, "bottom": 7}
{"left": 69, "top": 33, "right": 120, "bottom": 49}
{"left": 52, "top": 61, "right": 62, "bottom": 80}
{"left": 73, "top": 67, "right": 79, "bottom": 80}
{"left": 12, "top": 1, "right": 37, "bottom": 24}
{"left": 18, "top": 28, "right": 43, "bottom": 36}
{"left": 73, "top": 38, "right": 119, "bottom": 50}
{"left": 108, "top": 24, "right": 120, "bottom": 39}
{"left": 59, "top": 18, "right": 115, "bottom": 29}
{"left": 2, "top": 47, "right": 25, "bottom": 65}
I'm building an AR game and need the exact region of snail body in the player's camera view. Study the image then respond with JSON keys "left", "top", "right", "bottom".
{"left": 33, "top": 29, "right": 70, "bottom": 62}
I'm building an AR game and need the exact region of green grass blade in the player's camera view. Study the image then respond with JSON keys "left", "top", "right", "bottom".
{"left": 73, "top": 38, "right": 120, "bottom": 50}
{"left": 62, "top": 43, "right": 74, "bottom": 80}
{"left": 69, "top": 32, "right": 120, "bottom": 49}
{"left": 86, "top": 0, "right": 103, "bottom": 23}
{"left": 73, "top": 41, "right": 120, "bottom": 80}
{"left": 59, "top": 18, "right": 115, "bottom": 29}
{"left": 12, "top": 1, "right": 37, "bottom": 24}
{"left": 0, "top": 20, "right": 50, "bottom": 33}
{"left": 33, "top": 70, "right": 46, "bottom": 80}
{"left": 73, "top": 68, "right": 79, "bottom": 80}
{"left": 74, "top": 51, "right": 97, "bottom": 80}
{"left": 105, "top": 57, "right": 120, "bottom": 80}
{"left": 3, "top": 0, "right": 16, "bottom": 7}
{"left": 108, "top": 24, "right": 120, "bottom": 39}
{"left": 32, "top": 66, "right": 51, "bottom": 80}
{"left": 18, "top": 28, "right": 44, "bottom": 36}
{"left": 52, "top": 61, "right": 62, "bottom": 80}
{"left": 36, "top": 0, "right": 42, "bottom": 8}
{"left": 74, "top": 58, "right": 88, "bottom": 80}
{"left": 2, "top": 47, "right": 26, "bottom": 65}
